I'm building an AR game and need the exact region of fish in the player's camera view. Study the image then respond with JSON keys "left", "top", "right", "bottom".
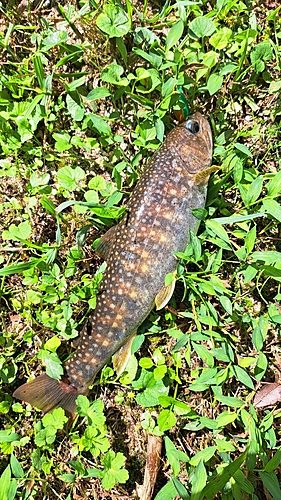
{"left": 13, "top": 112, "right": 214, "bottom": 416}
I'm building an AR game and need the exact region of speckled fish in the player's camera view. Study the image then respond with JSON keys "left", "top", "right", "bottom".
{"left": 13, "top": 112, "right": 213, "bottom": 416}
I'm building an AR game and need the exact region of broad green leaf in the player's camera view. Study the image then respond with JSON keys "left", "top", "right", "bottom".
{"left": 133, "top": 369, "right": 169, "bottom": 407}
{"left": 189, "top": 446, "right": 217, "bottom": 467}
{"left": 38, "top": 349, "right": 63, "bottom": 380}
{"left": 166, "top": 20, "right": 184, "bottom": 51}
{"left": 266, "top": 170, "right": 281, "bottom": 196}
{"left": 154, "top": 480, "right": 181, "bottom": 500}
{"left": 259, "top": 471, "right": 281, "bottom": 498}
{"left": 139, "top": 357, "right": 153, "bottom": 369}
{"left": 53, "top": 132, "right": 72, "bottom": 152}
{"left": 172, "top": 476, "right": 189, "bottom": 500}
{"left": 191, "top": 460, "right": 207, "bottom": 500}
{"left": 244, "top": 264, "right": 258, "bottom": 283}
{"left": 254, "top": 352, "right": 268, "bottom": 381}
{"left": 192, "top": 343, "right": 214, "bottom": 367}
{"left": 42, "top": 29, "right": 68, "bottom": 49}
{"left": 245, "top": 225, "right": 256, "bottom": 254}
{"left": 263, "top": 198, "right": 281, "bottom": 223}
{"left": 251, "top": 250, "right": 281, "bottom": 263}
{"left": 213, "top": 212, "right": 265, "bottom": 224}
{"left": 232, "top": 365, "right": 254, "bottom": 389}
{"left": 84, "top": 190, "right": 99, "bottom": 203}
{"left": 44, "top": 336, "right": 61, "bottom": 352}
{"left": 101, "top": 63, "right": 128, "bottom": 86}
{"left": 89, "top": 114, "right": 111, "bottom": 135}
{"left": 101, "top": 451, "right": 129, "bottom": 490}
{"left": 0, "top": 432, "right": 20, "bottom": 443}
{"left": 158, "top": 409, "right": 177, "bottom": 432}
{"left": 0, "top": 259, "right": 42, "bottom": 276}
{"left": 85, "top": 468, "right": 100, "bottom": 478}
{"left": 89, "top": 205, "right": 125, "bottom": 219}
{"left": 250, "top": 42, "right": 273, "bottom": 73}
{"left": 131, "top": 334, "right": 145, "bottom": 354}
{"left": 17, "top": 118, "right": 33, "bottom": 142}
{"left": 2, "top": 221, "right": 32, "bottom": 242}
{"left": 216, "top": 439, "right": 236, "bottom": 453}
{"left": 0, "top": 466, "right": 17, "bottom": 500}
{"left": 220, "top": 295, "right": 232, "bottom": 315}
{"left": 234, "top": 142, "right": 253, "bottom": 157}
{"left": 136, "top": 380, "right": 169, "bottom": 407}
{"left": 10, "top": 455, "right": 24, "bottom": 478}
{"left": 206, "top": 219, "right": 230, "bottom": 243}
{"left": 202, "top": 448, "right": 248, "bottom": 499}
{"left": 212, "top": 389, "right": 243, "bottom": 408}
{"left": 264, "top": 448, "right": 281, "bottom": 472}
{"left": 66, "top": 76, "right": 85, "bottom": 91}
{"left": 155, "top": 119, "right": 165, "bottom": 142}
{"left": 198, "top": 281, "right": 217, "bottom": 295}
{"left": 42, "top": 408, "right": 68, "bottom": 429}
{"left": 154, "top": 365, "right": 167, "bottom": 381}
{"left": 269, "top": 80, "right": 281, "bottom": 94}
{"left": 133, "top": 48, "right": 162, "bottom": 69}
{"left": 29, "top": 172, "right": 51, "bottom": 191}
{"left": 246, "top": 176, "right": 263, "bottom": 204}
{"left": 57, "top": 166, "right": 85, "bottom": 191}
{"left": 189, "top": 16, "right": 216, "bottom": 39}
{"left": 164, "top": 436, "right": 189, "bottom": 476}
{"left": 96, "top": 5, "right": 130, "bottom": 38}
{"left": 216, "top": 411, "right": 238, "bottom": 427}
{"left": 207, "top": 73, "right": 223, "bottom": 95}
{"left": 59, "top": 474, "right": 76, "bottom": 483}
{"left": 162, "top": 76, "right": 178, "bottom": 98}
{"left": 66, "top": 92, "right": 84, "bottom": 121}
{"left": 88, "top": 175, "right": 106, "bottom": 191}
{"left": 252, "top": 316, "right": 268, "bottom": 351}
{"left": 209, "top": 27, "right": 232, "bottom": 49}
{"left": 87, "top": 87, "right": 111, "bottom": 100}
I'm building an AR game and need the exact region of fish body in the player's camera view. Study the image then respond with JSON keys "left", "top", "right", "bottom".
{"left": 13, "top": 112, "right": 213, "bottom": 415}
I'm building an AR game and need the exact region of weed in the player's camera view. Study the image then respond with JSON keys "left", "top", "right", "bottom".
{"left": 0, "top": 0, "right": 281, "bottom": 498}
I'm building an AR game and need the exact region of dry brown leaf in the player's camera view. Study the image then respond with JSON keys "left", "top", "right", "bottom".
{"left": 254, "top": 383, "right": 281, "bottom": 408}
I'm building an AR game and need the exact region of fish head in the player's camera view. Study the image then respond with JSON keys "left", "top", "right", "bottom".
{"left": 167, "top": 112, "right": 213, "bottom": 184}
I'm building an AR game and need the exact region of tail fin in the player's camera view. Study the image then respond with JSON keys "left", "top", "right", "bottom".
{"left": 13, "top": 373, "right": 79, "bottom": 416}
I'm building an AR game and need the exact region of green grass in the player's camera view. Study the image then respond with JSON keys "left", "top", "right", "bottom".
{"left": 0, "top": 0, "right": 281, "bottom": 498}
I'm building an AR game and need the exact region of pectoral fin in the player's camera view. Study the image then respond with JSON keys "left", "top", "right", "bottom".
{"left": 155, "top": 279, "right": 176, "bottom": 311}
{"left": 194, "top": 165, "right": 220, "bottom": 186}
{"left": 95, "top": 225, "right": 118, "bottom": 260}
{"left": 112, "top": 335, "right": 136, "bottom": 376}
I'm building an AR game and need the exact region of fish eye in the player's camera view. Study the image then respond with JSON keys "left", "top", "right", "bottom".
{"left": 186, "top": 120, "right": 200, "bottom": 134}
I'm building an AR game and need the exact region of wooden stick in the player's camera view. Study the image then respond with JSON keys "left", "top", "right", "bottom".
{"left": 138, "top": 434, "right": 163, "bottom": 500}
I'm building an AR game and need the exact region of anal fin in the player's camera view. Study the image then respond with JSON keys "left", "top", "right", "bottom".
{"left": 112, "top": 335, "right": 136, "bottom": 377}
{"left": 155, "top": 278, "right": 176, "bottom": 311}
